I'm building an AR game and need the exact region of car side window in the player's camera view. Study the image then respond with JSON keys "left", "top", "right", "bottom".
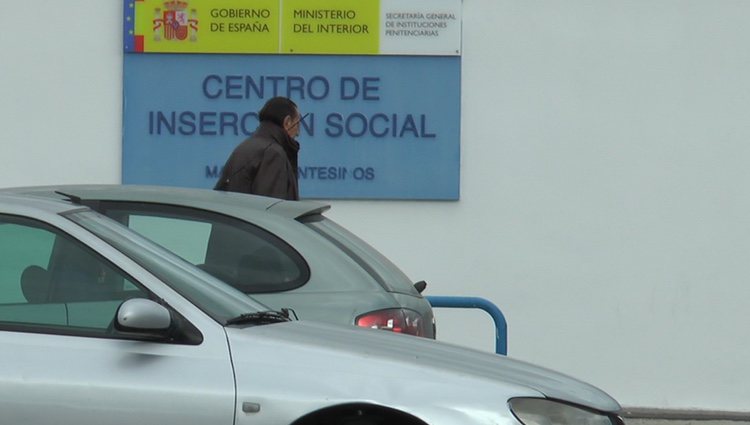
{"left": 0, "top": 215, "right": 149, "bottom": 335}
{"left": 128, "top": 215, "right": 211, "bottom": 264}
{"left": 98, "top": 202, "right": 310, "bottom": 294}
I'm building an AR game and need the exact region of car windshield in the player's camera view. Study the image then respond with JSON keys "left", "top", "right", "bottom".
{"left": 65, "top": 209, "right": 267, "bottom": 323}
{"left": 302, "top": 215, "right": 419, "bottom": 296}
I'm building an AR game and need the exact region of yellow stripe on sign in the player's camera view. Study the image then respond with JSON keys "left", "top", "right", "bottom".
{"left": 135, "top": 0, "right": 280, "bottom": 54}
{"left": 281, "top": 0, "right": 380, "bottom": 55}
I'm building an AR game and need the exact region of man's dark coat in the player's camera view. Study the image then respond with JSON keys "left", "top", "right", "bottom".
{"left": 214, "top": 121, "right": 300, "bottom": 200}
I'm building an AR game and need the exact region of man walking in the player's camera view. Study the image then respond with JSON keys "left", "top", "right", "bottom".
{"left": 214, "top": 97, "right": 303, "bottom": 200}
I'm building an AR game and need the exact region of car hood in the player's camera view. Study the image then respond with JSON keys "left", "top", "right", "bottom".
{"left": 226, "top": 320, "right": 620, "bottom": 414}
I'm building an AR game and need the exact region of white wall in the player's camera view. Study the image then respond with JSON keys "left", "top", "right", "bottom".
{"left": 2, "top": 0, "right": 750, "bottom": 412}
{"left": 1, "top": 1, "right": 123, "bottom": 183}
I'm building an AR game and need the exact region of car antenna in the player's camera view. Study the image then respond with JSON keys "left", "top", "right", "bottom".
{"left": 54, "top": 191, "right": 83, "bottom": 205}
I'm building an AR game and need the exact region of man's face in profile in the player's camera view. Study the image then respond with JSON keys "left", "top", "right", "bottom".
{"left": 283, "top": 109, "right": 303, "bottom": 139}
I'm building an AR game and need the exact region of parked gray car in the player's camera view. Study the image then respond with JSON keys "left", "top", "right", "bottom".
{"left": 4, "top": 185, "right": 435, "bottom": 337}
{"left": 0, "top": 192, "right": 622, "bottom": 425}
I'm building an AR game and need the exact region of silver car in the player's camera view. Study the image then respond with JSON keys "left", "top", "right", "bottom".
{"left": 0, "top": 192, "right": 622, "bottom": 424}
{"left": 4, "top": 185, "right": 435, "bottom": 337}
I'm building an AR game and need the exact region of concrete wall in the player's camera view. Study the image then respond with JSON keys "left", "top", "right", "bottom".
{"left": 2, "top": 0, "right": 750, "bottom": 412}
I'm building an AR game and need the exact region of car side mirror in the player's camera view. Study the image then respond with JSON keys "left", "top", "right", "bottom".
{"left": 414, "top": 280, "right": 427, "bottom": 294}
{"left": 115, "top": 298, "right": 172, "bottom": 334}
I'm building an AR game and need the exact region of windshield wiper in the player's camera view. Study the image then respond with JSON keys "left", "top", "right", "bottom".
{"left": 225, "top": 311, "right": 292, "bottom": 326}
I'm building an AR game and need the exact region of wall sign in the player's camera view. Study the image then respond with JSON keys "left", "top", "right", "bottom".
{"left": 123, "top": 0, "right": 462, "bottom": 200}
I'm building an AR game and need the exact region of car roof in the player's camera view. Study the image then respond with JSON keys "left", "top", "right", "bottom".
{"left": 0, "top": 191, "right": 89, "bottom": 216}
{"left": 1, "top": 185, "right": 331, "bottom": 220}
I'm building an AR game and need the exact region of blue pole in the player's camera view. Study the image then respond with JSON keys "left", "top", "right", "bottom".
{"left": 425, "top": 296, "right": 508, "bottom": 355}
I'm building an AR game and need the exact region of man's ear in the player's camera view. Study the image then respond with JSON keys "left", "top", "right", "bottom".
{"left": 282, "top": 115, "right": 293, "bottom": 130}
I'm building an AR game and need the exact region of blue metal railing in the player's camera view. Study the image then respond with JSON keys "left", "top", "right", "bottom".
{"left": 425, "top": 296, "right": 507, "bottom": 355}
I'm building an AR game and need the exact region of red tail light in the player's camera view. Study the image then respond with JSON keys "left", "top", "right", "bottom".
{"left": 355, "top": 308, "right": 426, "bottom": 337}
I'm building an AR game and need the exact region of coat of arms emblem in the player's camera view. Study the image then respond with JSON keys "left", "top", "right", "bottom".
{"left": 153, "top": 0, "right": 198, "bottom": 41}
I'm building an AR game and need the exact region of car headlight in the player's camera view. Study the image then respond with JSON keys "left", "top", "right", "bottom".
{"left": 509, "top": 398, "right": 622, "bottom": 425}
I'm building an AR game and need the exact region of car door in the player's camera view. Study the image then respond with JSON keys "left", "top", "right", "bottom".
{"left": 0, "top": 213, "right": 236, "bottom": 425}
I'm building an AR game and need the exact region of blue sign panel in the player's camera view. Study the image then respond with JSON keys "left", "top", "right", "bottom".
{"left": 123, "top": 54, "right": 460, "bottom": 199}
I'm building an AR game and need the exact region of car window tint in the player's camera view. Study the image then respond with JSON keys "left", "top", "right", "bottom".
{"left": 0, "top": 215, "right": 149, "bottom": 335}
{"left": 0, "top": 221, "right": 54, "bottom": 304}
{"left": 97, "top": 202, "right": 310, "bottom": 294}
{"left": 129, "top": 215, "right": 211, "bottom": 264}
{"left": 67, "top": 209, "right": 266, "bottom": 324}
